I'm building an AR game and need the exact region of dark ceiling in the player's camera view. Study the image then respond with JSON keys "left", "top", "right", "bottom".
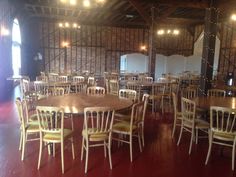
{"left": 10, "top": 0, "right": 236, "bottom": 28}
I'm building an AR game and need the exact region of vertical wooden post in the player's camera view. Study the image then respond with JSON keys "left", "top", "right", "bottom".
{"left": 148, "top": 6, "right": 156, "bottom": 80}
{"left": 200, "top": 5, "right": 218, "bottom": 95}
{"left": 64, "top": 47, "right": 67, "bottom": 74}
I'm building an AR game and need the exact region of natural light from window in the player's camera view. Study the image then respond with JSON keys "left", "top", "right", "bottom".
{"left": 12, "top": 18, "right": 21, "bottom": 76}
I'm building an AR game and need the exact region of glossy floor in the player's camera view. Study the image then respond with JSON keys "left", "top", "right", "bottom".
{"left": 0, "top": 90, "right": 235, "bottom": 177}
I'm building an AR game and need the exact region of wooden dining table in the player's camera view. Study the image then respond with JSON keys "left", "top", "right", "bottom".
{"left": 193, "top": 96, "right": 236, "bottom": 110}
{"left": 36, "top": 93, "right": 133, "bottom": 114}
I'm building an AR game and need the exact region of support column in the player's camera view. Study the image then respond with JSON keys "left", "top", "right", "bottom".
{"left": 200, "top": 6, "right": 218, "bottom": 95}
{"left": 148, "top": 7, "right": 156, "bottom": 80}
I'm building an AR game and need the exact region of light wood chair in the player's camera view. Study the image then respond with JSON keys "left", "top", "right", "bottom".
{"left": 171, "top": 92, "right": 182, "bottom": 138}
{"left": 109, "top": 79, "right": 119, "bottom": 95}
{"left": 205, "top": 106, "right": 236, "bottom": 170}
{"left": 126, "top": 82, "right": 140, "bottom": 101}
{"left": 87, "top": 77, "right": 95, "bottom": 86}
{"left": 48, "top": 73, "right": 59, "bottom": 82}
{"left": 15, "top": 99, "right": 39, "bottom": 161}
{"left": 58, "top": 75, "right": 68, "bottom": 83}
{"left": 73, "top": 76, "right": 85, "bottom": 83}
{"left": 177, "top": 97, "right": 209, "bottom": 154}
{"left": 119, "top": 89, "right": 137, "bottom": 102}
{"left": 34, "top": 81, "right": 48, "bottom": 96}
{"left": 81, "top": 107, "right": 115, "bottom": 173}
{"left": 22, "top": 79, "right": 36, "bottom": 99}
{"left": 87, "top": 86, "right": 105, "bottom": 95}
{"left": 139, "top": 76, "right": 153, "bottom": 83}
{"left": 207, "top": 89, "right": 226, "bottom": 97}
{"left": 181, "top": 87, "right": 197, "bottom": 99}
{"left": 74, "top": 83, "right": 87, "bottom": 93}
{"left": 149, "top": 84, "right": 165, "bottom": 114}
{"left": 112, "top": 101, "right": 144, "bottom": 162}
{"left": 36, "top": 106, "right": 75, "bottom": 174}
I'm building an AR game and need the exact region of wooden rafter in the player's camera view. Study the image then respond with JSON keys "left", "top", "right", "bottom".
{"left": 128, "top": 0, "right": 152, "bottom": 25}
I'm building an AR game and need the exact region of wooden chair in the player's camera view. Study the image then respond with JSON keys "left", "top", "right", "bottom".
{"left": 205, "top": 106, "right": 236, "bottom": 170}
{"left": 15, "top": 99, "right": 39, "bottom": 161}
{"left": 171, "top": 92, "right": 182, "bottom": 138}
{"left": 126, "top": 82, "right": 141, "bottom": 101}
{"left": 112, "top": 101, "right": 145, "bottom": 162}
{"left": 87, "top": 86, "right": 105, "bottom": 95}
{"left": 73, "top": 76, "right": 85, "bottom": 83}
{"left": 181, "top": 87, "right": 197, "bottom": 99}
{"left": 87, "top": 77, "right": 95, "bottom": 86}
{"left": 34, "top": 81, "right": 48, "bottom": 98}
{"left": 74, "top": 83, "right": 87, "bottom": 93}
{"left": 81, "top": 107, "right": 115, "bottom": 173}
{"left": 36, "top": 106, "right": 75, "bottom": 174}
{"left": 48, "top": 73, "right": 59, "bottom": 82}
{"left": 139, "top": 76, "right": 153, "bottom": 83}
{"left": 109, "top": 79, "right": 119, "bottom": 95}
{"left": 177, "top": 97, "right": 209, "bottom": 154}
{"left": 58, "top": 75, "right": 68, "bottom": 83}
{"left": 207, "top": 89, "right": 226, "bottom": 97}
{"left": 149, "top": 84, "right": 165, "bottom": 114}
{"left": 119, "top": 89, "right": 137, "bottom": 102}
{"left": 22, "top": 79, "right": 36, "bottom": 99}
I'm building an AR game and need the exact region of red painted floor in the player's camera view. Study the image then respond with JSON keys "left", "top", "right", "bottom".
{"left": 0, "top": 87, "right": 235, "bottom": 177}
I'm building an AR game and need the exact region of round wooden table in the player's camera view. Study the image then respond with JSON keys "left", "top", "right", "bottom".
{"left": 36, "top": 93, "right": 133, "bottom": 114}
{"left": 194, "top": 97, "right": 236, "bottom": 109}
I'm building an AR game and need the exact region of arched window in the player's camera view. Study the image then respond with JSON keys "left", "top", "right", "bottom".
{"left": 12, "top": 18, "right": 21, "bottom": 76}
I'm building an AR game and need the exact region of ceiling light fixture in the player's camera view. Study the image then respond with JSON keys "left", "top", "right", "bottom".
{"left": 231, "top": 14, "right": 236, "bottom": 21}
{"left": 60, "top": 0, "right": 105, "bottom": 7}
{"left": 58, "top": 22, "right": 81, "bottom": 29}
{"left": 157, "top": 29, "right": 180, "bottom": 36}
{"left": 0, "top": 26, "right": 10, "bottom": 36}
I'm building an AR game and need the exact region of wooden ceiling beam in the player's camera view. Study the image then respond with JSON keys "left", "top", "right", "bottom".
{"left": 157, "top": 6, "right": 178, "bottom": 22}
{"left": 128, "top": 0, "right": 152, "bottom": 25}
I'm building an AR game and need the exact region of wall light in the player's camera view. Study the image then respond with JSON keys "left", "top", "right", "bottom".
{"left": 173, "top": 29, "right": 180, "bottom": 35}
{"left": 62, "top": 41, "right": 69, "bottom": 48}
{"left": 140, "top": 45, "right": 147, "bottom": 51}
{"left": 157, "top": 29, "right": 165, "bottom": 35}
{"left": 58, "top": 22, "right": 80, "bottom": 29}
{"left": 231, "top": 14, "right": 236, "bottom": 21}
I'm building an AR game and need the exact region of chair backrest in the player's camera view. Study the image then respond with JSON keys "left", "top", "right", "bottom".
{"left": 181, "top": 87, "right": 197, "bottom": 99}
{"left": 207, "top": 89, "right": 226, "bottom": 97}
{"left": 87, "top": 86, "right": 105, "bottom": 95}
{"left": 51, "top": 87, "right": 65, "bottom": 96}
{"left": 48, "top": 73, "right": 59, "bottom": 82}
{"left": 170, "top": 82, "right": 179, "bottom": 94}
{"left": 73, "top": 76, "right": 85, "bottom": 83}
{"left": 87, "top": 77, "right": 95, "bottom": 86}
{"left": 109, "top": 79, "right": 119, "bottom": 95}
{"left": 83, "top": 107, "right": 115, "bottom": 137}
{"left": 172, "top": 92, "right": 178, "bottom": 115}
{"left": 181, "top": 97, "right": 196, "bottom": 125}
{"left": 34, "top": 81, "right": 48, "bottom": 95}
{"left": 22, "top": 79, "right": 30, "bottom": 93}
{"left": 58, "top": 76, "right": 68, "bottom": 83}
{"left": 15, "top": 99, "right": 26, "bottom": 128}
{"left": 152, "top": 83, "right": 165, "bottom": 96}
{"left": 36, "top": 106, "right": 64, "bottom": 135}
{"left": 130, "top": 101, "right": 145, "bottom": 128}
{"left": 119, "top": 89, "right": 137, "bottom": 102}
{"left": 210, "top": 106, "right": 236, "bottom": 135}
{"left": 142, "top": 94, "right": 149, "bottom": 120}
{"left": 126, "top": 82, "right": 141, "bottom": 100}
{"left": 105, "top": 79, "right": 109, "bottom": 93}
{"left": 75, "top": 83, "right": 87, "bottom": 93}
{"left": 139, "top": 76, "right": 153, "bottom": 83}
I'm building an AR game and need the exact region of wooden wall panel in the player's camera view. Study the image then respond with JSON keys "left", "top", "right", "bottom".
{"left": 39, "top": 22, "right": 195, "bottom": 76}
{"left": 218, "top": 21, "right": 236, "bottom": 81}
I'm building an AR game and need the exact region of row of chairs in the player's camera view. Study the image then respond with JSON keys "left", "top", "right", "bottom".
{"left": 16, "top": 90, "right": 149, "bottom": 173}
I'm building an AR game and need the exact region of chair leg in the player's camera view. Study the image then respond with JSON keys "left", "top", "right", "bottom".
{"left": 108, "top": 135, "right": 112, "bottom": 169}
{"left": 195, "top": 129, "right": 198, "bottom": 145}
{"left": 104, "top": 140, "right": 107, "bottom": 158}
{"left": 138, "top": 131, "right": 142, "bottom": 153}
{"left": 53, "top": 143, "right": 56, "bottom": 157}
{"left": 205, "top": 132, "right": 213, "bottom": 165}
{"left": 19, "top": 131, "right": 22, "bottom": 151}
{"left": 85, "top": 140, "right": 89, "bottom": 173}
{"left": 232, "top": 139, "right": 236, "bottom": 170}
{"left": 189, "top": 128, "right": 194, "bottom": 155}
{"left": 37, "top": 135, "right": 43, "bottom": 170}
{"left": 81, "top": 137, "right": 84, "bottom": 161}
{"left": 171, "top": 118, "right": 177, "bottom": 138}
{"left": 177, "top": 125, "right": 183, "bottom": 146}
{"left": 71, "top": 137, "right": 75, "bottom": 159}
{"left": 61, "top": 141, "right": 64, "bottom": 174}
{"left": 141, "top": 125, "right": 145, "bottom": 147}
{"left": 129, "top": 134, "right": 133, "bottom": 162}
{"left": 21, "top": 132, "right": 26, "bottom": 161}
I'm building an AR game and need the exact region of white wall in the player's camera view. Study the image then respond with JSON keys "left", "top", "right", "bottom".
{"left": 120, "top": 53, "right": 148, "bottom": 73}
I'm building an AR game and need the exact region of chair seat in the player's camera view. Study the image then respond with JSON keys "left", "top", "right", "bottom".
{"left": 43, "top": 129, "right": 73, "bottom": 142}
{"left": 82, "top": 129, "right": 109, "bottom": 141}
{"left": 25, "top": 123, "right": 39, "bottom": 132}
{"left": 113, "top": 122, "right": 137, "bottom": 133}
{"left": 212, "top": 131, "right": 236, "bottom": 141}
{"left": 29, "top": 114, "right": 38, "bottom": 122}
{"left": 195, "top": 119, "right": 209, "bottom": 129}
